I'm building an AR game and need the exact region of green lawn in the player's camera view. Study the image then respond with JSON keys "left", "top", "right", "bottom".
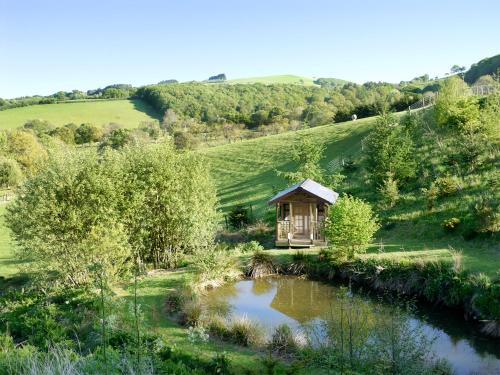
{"left": 0, "top": 99, "right": 160, "bottom": 129}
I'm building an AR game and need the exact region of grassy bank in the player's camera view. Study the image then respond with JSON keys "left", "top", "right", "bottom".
{"left": 0, "top": 99, "right": 159, "bottom": 129}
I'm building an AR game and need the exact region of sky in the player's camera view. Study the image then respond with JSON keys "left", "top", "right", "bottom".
{"left": 1, "top": 0, "right": 499, "bottom": 98}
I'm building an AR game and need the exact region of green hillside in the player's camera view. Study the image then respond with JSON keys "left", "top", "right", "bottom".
{"left": 203, "top": 110, "right": 499, "bottom": 276}
{"left": 202, "top": 116, "right": 373, "bottom": 215}
{"left": 0, "top": 99, "right": 159, "bottom": 129}
{"left": 226, "top": 74, "right": 318, "bottom": 85}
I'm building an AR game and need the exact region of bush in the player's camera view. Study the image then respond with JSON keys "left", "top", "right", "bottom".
{"left": 434, "top": 175, "right": 461, "bottom": 196}
{"left": 228, "top": 316, "right": 264, "bottom": 347}
{"left": 470, "top": 196, "right": 500, "bottom": 234}
{"left": 323, "top": 195, "right": 380, "bottom": 260}
{"left": 191, "top": 245, "right": 241, "bottom": 290}
{"left": 378, "top": 172, "right": 399, "bottom": 208}
{"left": 228, "top": 205, "right": 251, "bottom": 229}
{"left": 236, "top": 240, "right": 264, "bottom": 254}
{"left": 0, "top": 157, "right": 23, "bottom": 188}
{"left": 442, "top": 217, "right": 460, "bottom": 232}
{"left": 246, "top": 249, "right": 276, "bottom": 278}
{"left": 205, "top": 315, "right": 230, "bottom": 340}
{"left": 267, "top": 324, "right": 304, "bottom": 355}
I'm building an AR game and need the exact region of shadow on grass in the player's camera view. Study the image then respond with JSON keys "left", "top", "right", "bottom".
{"left": 130, "top": 99, "right": 162, "bottom": 121}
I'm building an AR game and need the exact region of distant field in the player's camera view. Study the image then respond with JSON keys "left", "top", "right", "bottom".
{"left": 226, "top": 74, "right": 318, "bottom": 85}
{"left": 0, "top": 99, "right": 160, "bottom": 129}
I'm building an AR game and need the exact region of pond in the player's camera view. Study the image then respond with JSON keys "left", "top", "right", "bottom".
{"left": 203, "top": 277, "right": 500, "bottom": 375}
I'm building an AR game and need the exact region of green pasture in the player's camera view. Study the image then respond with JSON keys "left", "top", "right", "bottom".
{"left": 0, "top": 99, "right": 159, "bottom": 129}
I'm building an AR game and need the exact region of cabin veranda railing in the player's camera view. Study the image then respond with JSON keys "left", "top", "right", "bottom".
{"left": 277, "top": 219, "right": 325, "bottom": 241}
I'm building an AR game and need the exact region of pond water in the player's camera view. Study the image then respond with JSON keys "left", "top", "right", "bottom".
{"left": 203, "top": 277, "right": 500, "bottom": 375}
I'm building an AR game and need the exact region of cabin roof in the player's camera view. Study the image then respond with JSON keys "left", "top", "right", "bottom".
{"left": 268, "top": 178, "right": 339, "bottom": 205}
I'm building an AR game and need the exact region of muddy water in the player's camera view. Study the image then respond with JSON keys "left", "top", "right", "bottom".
{"left": 204, "top": 277, "right": 500, "bottom": 375}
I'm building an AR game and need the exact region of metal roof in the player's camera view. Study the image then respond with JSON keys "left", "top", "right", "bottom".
{"left": 268, "top": 178, "right": 339, "bottom": 205}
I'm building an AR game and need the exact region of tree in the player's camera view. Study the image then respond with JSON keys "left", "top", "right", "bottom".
{"left": 99, "top": 128, "right": 132, "bottom": 150}
{"left": 378, "top": 172, "right": 399, "bottom": 208}
{"left": 450, "top": 65, "right": 466, "bottom": 77}
{"left": 277, "top": 135, "right": 327, "bottom": 185}
{"left": 74, "top": 123, "right": 102, "bottom": 144}
{"left": 6, "top": 150, "right": 130, "bottom": 287}
{"left": 6, "top": 130, "right": 48, "bottom": 174}
{"left": 364, "top": 112, "right": 416, "bottom": 186}
{"left": 324, "top": 195, "right": 379, "bottom": 259}
{"left": 6, "top": 142, "right": 219, "bottom": 285}
{"left": 0, "top": 157, "right": 23, "bottom": 188}
{"left": 434, "top": 76, "right": 477, "bottom": 129}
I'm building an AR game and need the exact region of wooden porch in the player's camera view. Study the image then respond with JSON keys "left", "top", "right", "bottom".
{"left": 274, "top": 203, "right": 327, "bottom": 247}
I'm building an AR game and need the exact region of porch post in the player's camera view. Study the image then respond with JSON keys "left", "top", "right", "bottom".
{"left": 289, "top": 202, "right": 293, "bottom": 246}
{"left": 275, "top": 203, "right": 279, "bottom": 240}
{"left": 309, "top": 203, "right": 314, "bottom": 243}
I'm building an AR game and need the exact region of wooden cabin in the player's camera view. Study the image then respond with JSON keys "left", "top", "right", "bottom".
{"left": 268, "top": 179, "right": 338, "bottom": 247}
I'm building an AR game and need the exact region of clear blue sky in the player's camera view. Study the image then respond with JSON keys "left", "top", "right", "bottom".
{"left": 1, "top": 0, "right": 499, "bottom": 98}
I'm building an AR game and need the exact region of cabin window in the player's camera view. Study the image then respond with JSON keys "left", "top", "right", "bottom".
{"left": 282, "top": 203, "right": 290, "bottom": 221}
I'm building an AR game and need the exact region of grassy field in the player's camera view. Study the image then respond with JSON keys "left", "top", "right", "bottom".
{"left": 225, "top": 74, "right": 319, "bottom": 85}
{"left": 0, "top": 99, "right": 160, "bottom": 129}
{"left": 202, "top": 116, "right": 375, "bottom": 216}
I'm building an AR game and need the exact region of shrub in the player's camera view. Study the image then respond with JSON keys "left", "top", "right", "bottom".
{"left": 0, "top": 156, "right": 23, "bottom": 188}
{"left": 236, "top": 241, "right": 264, "bottom": 254}
{"left": 267, "top": 324, "right": 304, "bottom": 355}
{"left": 205, "top": 315, "right": 230, "bottom": 340}
{"left": 378, "top": 173, "right": 399, "bottom": 208}
{"left": 323, "top": 195, "right": 380, "bottom": 260}
{"left": 180, "top": 299, "right": 203, "bottom": 327}
{"left": 228, "top": 315, "right": 265, "bottom": 347}
{"left": 246, "top": 249, "right": 276, "bottom": 278}
{"left": 470, "top": 196, "right": 500, "bottom": 234}
{"left": 228, "top": 205, "right": 251, "bottom": 229}
{"left": 192, "top": 245, "right": 241, "bottom": 290}
{"left": 442, "top": 217, "right": 460, "bottom": 232}
{"left": 434, "top": 175, "right": 461, "bottom": 196}
{"left": 421, "top": 185, "right": 439, "bottom": 211}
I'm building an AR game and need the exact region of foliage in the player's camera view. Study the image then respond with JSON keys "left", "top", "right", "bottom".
{"left": 470, "top": 196, "right": 500, "bottom": 234}
{"left": 228, "top": 205, "right": 251, "bottom": 229}
{"left": 191, "top": 245, "right": 241, "bottom": 290}
{"left": 442, "top": 217, "right": 460, "bottom": 232}
{"left": 434, "top": 76, "right": 479, "bottom": 130}
{"left": 246, "top": 249, "right": 276, "bottom": 278}
{"left": 5, "top": 130, "right": 48, "bottom": 174}
{"left": 324, "top": 195, "right": 379, "bottom": 259}
{"left": 364, "top": 112, "right": 416, "bottom": 186}
{"left": 464, "top": 53, "right": 500, "bottom": 84}
{"left": 6, "top": 143, "right": 219, "bottom": 287}
{"left": 378, "top": 172, "right": 399, "bottom": 208}
{"left": 74, "top": 123, "right": 103, "bottom": 144}
{"left": 267, "top": 324, "right": 304, "bottom": 355}
{"left": 433, "top": 175, "right": 461, "bottom": 196}
{"left": 99, "top": 128, "right": 132, "bottom": 150}
{"left": 277, "top": 136, "right": 327, "bottom": 185}
{"left": 228, "top": 315, "right": 265, "bottom": 347}
{"left": 0, "top": 157, "right": 23, "bottom": 188}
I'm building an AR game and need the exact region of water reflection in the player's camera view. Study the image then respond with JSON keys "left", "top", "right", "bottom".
{"left": 203, "top": 276, "right": 500, "bottom": 375}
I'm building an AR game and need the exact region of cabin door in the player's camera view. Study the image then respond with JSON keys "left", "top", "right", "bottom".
{"left": 293, "top": 204, "right": 310, "bottom": 239}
